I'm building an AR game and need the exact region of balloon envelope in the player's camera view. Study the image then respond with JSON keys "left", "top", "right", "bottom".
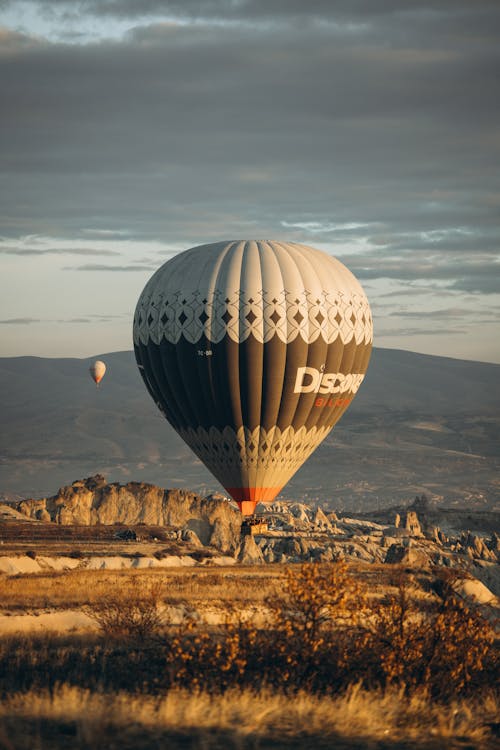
{"left": 133, "top": 241, "right": 372, "bottom": 514}
{"left": 89, "top": 360, "right": 106, "bottom": 385}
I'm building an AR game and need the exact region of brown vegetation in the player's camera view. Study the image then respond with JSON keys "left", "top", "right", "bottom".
{"left": 0, "top": 567, "right": 282, "bottom": 610}
{"left": 1, "top": 684, "right": 499, "bottom": 750}
{"left": 0, "top": 562, "right": 497, "bottom": 748}
{"left": 1, "top": 564, "right": 496, "bottom": 697}
{"left": 82, "top": 578, "right": 167, "bottom": 641}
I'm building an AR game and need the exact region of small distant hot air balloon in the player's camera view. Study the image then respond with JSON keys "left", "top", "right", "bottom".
{"left": 89, "top": 360, "right": 106, "bottom": 386}
{"left": 133, "top": 241, "right": 373, "bottom": 515}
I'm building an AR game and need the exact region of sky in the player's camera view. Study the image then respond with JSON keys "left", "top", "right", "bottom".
{"left": 1, "top": 1, "right": 499, "bottom": 363}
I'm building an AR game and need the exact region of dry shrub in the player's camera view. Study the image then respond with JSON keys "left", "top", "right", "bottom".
{"left": 265, "top": 562, "right": 368, "bottom": 689}
{"left": 366, "top": 570, "right": 428, "bottom": 690}
{"left": 420, "top": 571, "right": 497, "bottom": 697}
{"left": 272, "top": 562, "right": 366, "bottom": 638}
{"left": 164, "top": 617, "right": 252, "bottom": 691}
{"left": 83, "top": 578, "right": 167, "bottom": 641}
{"left": 366, "top": 568, "right": 496, "bottom": 698}
{"left": 161, "top": 563, "right": 367, "bottom": 693}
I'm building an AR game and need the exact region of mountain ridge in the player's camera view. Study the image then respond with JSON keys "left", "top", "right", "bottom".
{"left": 1, "top": 347, "right": 499, "bottom": 509}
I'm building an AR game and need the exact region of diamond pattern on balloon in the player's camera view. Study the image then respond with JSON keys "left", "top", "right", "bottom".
{"left": 177, "top": 424, "right": 333, "bottom": 490}
{"left": 134, "top": 281, "right": 373, "bottom": 346}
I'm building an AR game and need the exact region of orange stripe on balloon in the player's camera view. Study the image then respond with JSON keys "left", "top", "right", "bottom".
{"left": 226, "top": 486, "right": 282, "bottom": 515}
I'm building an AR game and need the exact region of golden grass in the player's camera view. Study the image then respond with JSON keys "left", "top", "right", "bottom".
{"left": 0, "top": 563, "right": 414, "bottom": 613}
{"left": 0, "top": 683, "right": 498, "bottom": 749}
{"left": 0, "top": 567, "right": 286, "bottom": 611}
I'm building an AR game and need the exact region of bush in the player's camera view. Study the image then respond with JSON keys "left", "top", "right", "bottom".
{"left": 365, "top": 568, "right": 496, "bottom": 698}
{"left": 157, "top": 563, "right": 495, "bottom": 697}
{"left": 419, "top": 573, "right": 496, "bottom": 698}
{"left": 83, "top": 579, "right": 167, "bottom": 642}
{"left": 263, "top": 562, "right": 368, "bottom": 689}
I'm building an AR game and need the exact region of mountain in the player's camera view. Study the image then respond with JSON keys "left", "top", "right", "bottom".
{"left": 0, "top": 348, "right": 499, "bottom": 510}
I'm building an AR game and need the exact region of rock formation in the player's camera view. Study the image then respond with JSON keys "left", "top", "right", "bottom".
{"left": 9, "top": 478, "right": 499, "bottom": 590}
{"left": 237, "top": 535, "right": 265, "bottom": 564}
{"left": 17, "top": 476, "right": 241, "bottom": 553}
{"left": 384, "top": 541, "right": 432, "bottom": 568}
{"left": 404, "top": 511, "right": 423, "bottom": 537}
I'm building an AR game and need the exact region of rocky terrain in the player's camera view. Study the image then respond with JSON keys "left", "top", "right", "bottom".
{"left": 3, "top": 475, "right": 498, "bottom": 601}
{"left": 15, "top": 474, "right": 239, "bottom": 552}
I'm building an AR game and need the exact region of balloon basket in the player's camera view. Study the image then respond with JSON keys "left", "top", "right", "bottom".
{"left": 241, "top": 516, "right": 269, "bottom": 537}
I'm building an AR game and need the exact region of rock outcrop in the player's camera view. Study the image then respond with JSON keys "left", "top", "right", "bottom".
{"left": 384, "top": 541, "right": 432, "bottom": 568}
{"left": 17, "top": 476, "right": 241, "bottom": 553}
{"left": 237, "top": 535, "right": 265, "bottom": 565}
{"left": 404, "top": 511, "right": 423, "bottom": 537}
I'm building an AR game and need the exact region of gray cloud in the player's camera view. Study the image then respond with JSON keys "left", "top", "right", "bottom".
{"left": 0, "top": 246, "right": 120, "bottom": 256}
{"left": 56, "top": 316, "right": 124, "bottom": 322}
{"left": 389, "top": 307, "right": 492, "bottom": 320}
{"left": 61, "top": 317, "right": 92, "bottom": 323}
{"left": 87, "top": 313, "right": 128, "bottom": 319}
{"left": 378, "top": 326, "right": 468, "bottom": 338}
{"left": 338, "top": 253, "right": 500, "bottom": 294}
{"left": 7, "top": 1, "right": 499, "bottom": 24}
{"left": 1, "top": 11, "right": 498, "bottom": 218}
{"left": 377, "top": 287, "right": 453, "bottom": 299}
{"left": 1, "top": 1, "right": 499, "bottom": 361}
{"left": 0, "top": 317, "right": 40, "bottom": 324}
{"left": 82, "top": 228, "right": 131, "bottom": 237}
{"left": 0, "top": 315, "right": 127, "bottom": 324}
{"left": 449, "top": 276, "right": 500, "bottom": 294}
{"left": 366, "top": 227, "right": 500, "bottom": 255}
{"left": 66, "top": 263, "right": 155, "bottom": 271}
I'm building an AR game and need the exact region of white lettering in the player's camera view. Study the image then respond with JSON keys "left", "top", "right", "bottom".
{"left": 294, "top": 367, "right": 364, "bottom": 394}
{"left": 318, "top": 372, "right": 336, "bottom": 394}
{"left": 293, "top": 366, "right": 321, "bottom": 393}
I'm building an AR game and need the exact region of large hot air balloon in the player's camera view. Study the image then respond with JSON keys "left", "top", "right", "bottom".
{"left": 133, "top": 241, "right": 372, "bottom": 515}
{"left": 89, "top": 360, "right": 106, "bottom": 386}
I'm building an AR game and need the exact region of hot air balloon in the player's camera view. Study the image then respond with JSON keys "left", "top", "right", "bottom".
{"left": 89, "top": 360, "right": 106, "bottom": 386}
{"left": 133, "top": 241, "right": 372, "bottom": 515}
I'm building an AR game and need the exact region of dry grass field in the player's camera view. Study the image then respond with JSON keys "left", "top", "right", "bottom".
{"left": 1, "top": 683, "right": 499, "bottom": 750}
{"left": 0, "top": 563, "right": 398, "bottom": 610}
{"left": 0, "top": 562, "right": 498, "bottom": 749}
{"left": 0, "top": 567, "right": 279, "bottom": 610}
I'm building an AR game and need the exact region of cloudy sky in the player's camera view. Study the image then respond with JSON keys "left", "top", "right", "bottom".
{"left": 1, "top": 1, "right": 499, "bottom": 363}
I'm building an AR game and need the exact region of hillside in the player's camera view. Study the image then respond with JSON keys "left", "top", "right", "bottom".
{"left": 0, "top": 348, "right": 499, "bottom": 510}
